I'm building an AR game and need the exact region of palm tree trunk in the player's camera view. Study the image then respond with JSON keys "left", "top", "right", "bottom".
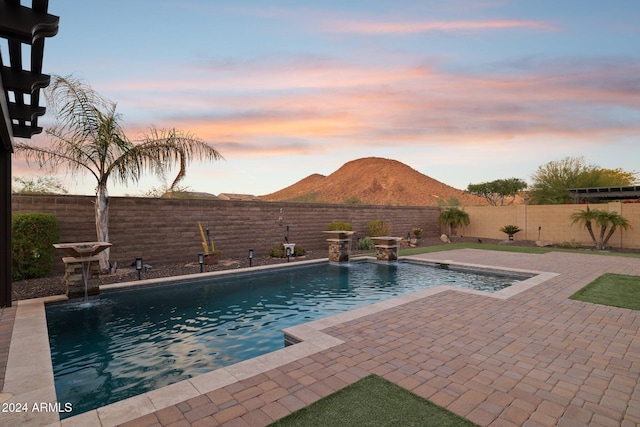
{"left": 95, "top": 183, "right": 110, "bottom": 271}
{"left": 584, "top": 222, "right": 598, "bottom": 248}
{"left": 597, "top": 224, "right": 608, "bottom": 250}
{"left": 602, "top": 225, "right": 617, "bottom": 249}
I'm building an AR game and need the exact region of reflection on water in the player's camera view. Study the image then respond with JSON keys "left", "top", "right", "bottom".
{"left": 46, "top": 261, "right": 526, "bottom": 417}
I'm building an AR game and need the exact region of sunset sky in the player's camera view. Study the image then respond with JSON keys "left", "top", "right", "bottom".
{"left": 12, "top": 0, "right": 640, "bottom": 197}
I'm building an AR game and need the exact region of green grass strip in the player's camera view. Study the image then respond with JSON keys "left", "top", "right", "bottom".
{"left": 570, "top": 273, "right": 640, "bottom": 310}
{"left": 268, "top": 375, "right": 479, "bottom": 427}
{"left": 397, "top": 243, "right": 640, "bottom": 258}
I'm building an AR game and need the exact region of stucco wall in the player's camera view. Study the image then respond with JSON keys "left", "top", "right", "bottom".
{"left": 461, "top": 203, "right": 640, "bottom": 249}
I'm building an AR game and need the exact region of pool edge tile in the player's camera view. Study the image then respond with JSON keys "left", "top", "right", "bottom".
{"left": 95, "top": 394, "right": 156, "bottom": 427}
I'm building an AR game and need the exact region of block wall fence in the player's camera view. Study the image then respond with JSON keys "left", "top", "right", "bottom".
{"left": 11, "top": 195, "right": 640, "bottom": 273}
{"left": 462, "top": 202, "right": 640, "bottom": 249}
{"left": 11, "top": 194, "right": 441, "bottom": 269}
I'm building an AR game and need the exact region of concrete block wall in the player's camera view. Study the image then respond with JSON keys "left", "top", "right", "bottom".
{"left": 12, "top": 195, "right": 441, "bottom": 269}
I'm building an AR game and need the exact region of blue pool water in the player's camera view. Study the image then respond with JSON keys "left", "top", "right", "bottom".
{"left": 46, "top": 261, "right": 529, "bottom": 417}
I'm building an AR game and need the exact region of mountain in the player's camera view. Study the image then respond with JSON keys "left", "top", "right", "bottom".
{"left": 260, "top": 157, "right": 486, "bottom": 206}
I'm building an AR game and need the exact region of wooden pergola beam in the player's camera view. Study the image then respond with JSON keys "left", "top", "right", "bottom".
{"left": 0, "top": 0, "right": 58, "bottom": 307}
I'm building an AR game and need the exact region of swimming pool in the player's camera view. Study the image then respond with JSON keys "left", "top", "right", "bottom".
{"left": 46, "top": 260, "right": 531, "bottom": 417}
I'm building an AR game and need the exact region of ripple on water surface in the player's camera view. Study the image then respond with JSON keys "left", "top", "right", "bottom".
{"left": 46, "top": 261, "right": 528, "bottom": 417}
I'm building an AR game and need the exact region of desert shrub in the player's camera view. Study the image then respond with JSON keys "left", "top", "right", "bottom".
{"left": 269, "top": 244, "right": 306, "bottom": 258}
{"left": 327, "top": 221, "right": 352, "bottom": 231}
{"left": 12, "top": 213, "right": 60, "bottom": 281}
{"left": 356, "top": 237, "right": 375, "bottom": 250}
{"left": 367, "top": 220, "right": 391, "bottom": 237}
{"left": 559, "top": 240, "right": 582, "bottom": 249}
{"left": 343, "top": 195, "right": 363, "bottom": 204}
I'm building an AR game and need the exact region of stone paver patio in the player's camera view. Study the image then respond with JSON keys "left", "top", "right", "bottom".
{"left": 1, "top": 249, "right": 639, "bottom": 426}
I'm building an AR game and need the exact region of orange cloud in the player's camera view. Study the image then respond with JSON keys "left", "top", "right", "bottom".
{"left": 90, "top": 53, "right": 640, "bottom": 163}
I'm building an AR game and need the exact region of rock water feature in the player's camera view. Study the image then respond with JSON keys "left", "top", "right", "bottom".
{"left": 53, "top": 242, "right": 112, "bottom": 301}
{"left": 323, "top": 231, "right": 354, "bottom": 263}
{"left": 372, "top": 236, "right": 402, "bottom": 261}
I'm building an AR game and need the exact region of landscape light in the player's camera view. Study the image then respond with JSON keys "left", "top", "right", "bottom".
{"left": 286, "top": 246, "right": 291, "bottom": 262}
{"left": 135, "top": 257, "right": 143, "bottom": 280}
{"left": 198, "top": 253, "right": 204, "bottom": 272}
{"left": 406, "top": 232, "right": 411, "bottom": 246}
{"left": 249, "top": 249, "right": 254, "bottom": 267}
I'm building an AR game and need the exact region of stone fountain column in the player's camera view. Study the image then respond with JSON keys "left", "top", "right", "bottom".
{"left": 62, "top": 256, "right": 101, "bottom": 299}
{"left": 372, "top": 236, "right": 402, "bottom": 262}
{"left": 54, "top": 242, "right": 112, "bottom": 300}
{"left": 323, "top": 231, "right": 354, "bottom": 263}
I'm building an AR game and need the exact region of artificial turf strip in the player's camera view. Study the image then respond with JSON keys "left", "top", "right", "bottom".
{"left": 268, "top": 375, "right": 479, "bottom": 427}
{"left": 570, "top": 273, "right": 640, "bottom": 310}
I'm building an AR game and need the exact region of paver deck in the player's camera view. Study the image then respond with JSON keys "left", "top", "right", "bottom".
{"left": 1, "top": 249, "right": 639, "bottom": 426}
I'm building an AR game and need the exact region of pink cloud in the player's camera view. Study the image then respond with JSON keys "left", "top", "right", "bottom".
{"left": 325, "top": 19, "right": 558, "bottom": 34}
{"left": 69, "top": 54, "right": 640, "bottom": 162}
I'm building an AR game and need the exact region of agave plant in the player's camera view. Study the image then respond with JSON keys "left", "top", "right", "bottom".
{"left": 198, "top": 222, "right": 220, "bottom": 255}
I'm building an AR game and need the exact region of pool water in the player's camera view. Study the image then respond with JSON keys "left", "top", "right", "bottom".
{"left": 46, "top": 261, "right": 528, "bottom": 417}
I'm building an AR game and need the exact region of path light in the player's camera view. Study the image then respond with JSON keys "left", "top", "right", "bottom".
{"left": 406, "top": 232, "right": 411, "bottom": 246}
{"left": 249, "top": 249, "right": 254, "bottom": 267}
{"left": 198, "top": 253, "right": 204, "bottom": 273}
{"left": 135, "top": 257, "right": 142, "bottom": 280}
{"left": 538, "top": 226, "right": 542, "bottom": 241}
{"left": 286, "top": 246, "right": 291, "bottom": 262}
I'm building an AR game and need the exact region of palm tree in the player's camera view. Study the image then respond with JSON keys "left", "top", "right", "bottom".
{"left": 596, "top": 211, "right": 630, "bottom": 250}
{"left": 439, "top": 207, "right": 470, "bottom": 236}
{"left": 571, "top": 207, "right": 630, "bottom": 250}
{"left": 15, "top": 75, "right": 223, "bottom": 271}
{"left": 570, "top": 206, "right": 599, "bottom": 247}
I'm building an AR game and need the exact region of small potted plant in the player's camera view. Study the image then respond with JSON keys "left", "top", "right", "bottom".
{"left": 500, "top": 225, "right": 521, "bottom": 241}
{"left": 198, "top": 222, "right": 222, "bottom": 264}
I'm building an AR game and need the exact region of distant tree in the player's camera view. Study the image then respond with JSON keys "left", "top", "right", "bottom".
{"left": 15, "top": 75, "right": 223, "bottom": 271}
{"left": 12, "top": 176, "right": 68, "bottom": 195}
{"left": 439, "top": 207, "right": 470, "bottom": 236}
{"left": 529, "top": 157, "right": 637, "bottom": 204}
{"left": 466, "top": 178, "right": 527, "bottom": 206}
{"left": 570, "top": 206, "right": 631, "bottom": 249}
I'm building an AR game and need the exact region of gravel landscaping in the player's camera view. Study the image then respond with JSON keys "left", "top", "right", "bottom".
{"left": 10, "top": 237, "right": 638, "bottom": 302}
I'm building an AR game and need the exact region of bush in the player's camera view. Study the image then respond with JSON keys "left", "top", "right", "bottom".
{"left": 559, "top": 240, "right": 582, "bottom": 249}
{"left": 343, "top": 195, "right": 363, "bottom": 204}
{"left": 12, "top": 213, "right": 60, "bottom": 281}
{"left": 499, "top": 225, "right": 521, "bottom": 236}
{"left": 327, "top": 221, "right": 352, "bottom": 231}
{"left": 269, "top": 244, "right": 306, "bottom": 258}
{"left": 367, "top": 220, "right": 391, "bottom": 237}
{"left": 356, "top": 237, "right": 375, "bottom": 250}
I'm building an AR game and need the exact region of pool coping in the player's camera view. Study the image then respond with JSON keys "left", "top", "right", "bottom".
{"left": 2, "top": 256, "right": 558, "bottom": 427}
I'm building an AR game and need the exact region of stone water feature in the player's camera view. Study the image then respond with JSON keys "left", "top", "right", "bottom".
{"left": 323, "top": 231, "right": 354, "bottom": 263}
{"left": 53, "top": 242, "right": 112, "bottom": 300}
{"left": 371, "top": 236, "right": 402, "bottom": 262}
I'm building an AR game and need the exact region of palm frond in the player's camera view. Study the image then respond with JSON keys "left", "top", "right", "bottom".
{"left": 107, "top": 127, "right": 224, "bottom": 187}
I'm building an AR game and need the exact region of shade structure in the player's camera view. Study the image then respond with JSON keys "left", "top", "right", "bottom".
{"left": 0, "top": 0, "right": 59, "bottom": 307}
